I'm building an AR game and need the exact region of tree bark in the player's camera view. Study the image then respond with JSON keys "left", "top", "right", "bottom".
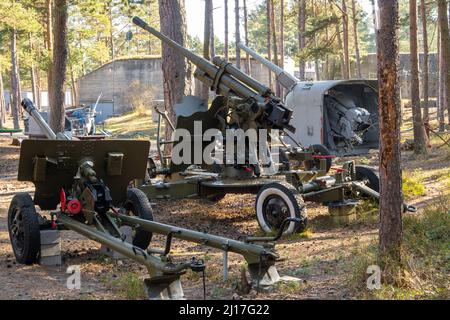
{"left": 298, "top": 0, "right": 306, "bottom": 80}
{"left": 420, "top": 0, "right": 429, "bottom": 137}
{"left": 279, "top": 0, "right": 285, "bottom": 92}
{"left": 410, "top": 0, "right": 428, "bottom": 154}
{"left": 29, "top": 33, "right": 40, "bottom": 109}
{"left": 377, "top": 0, "right": 403, "bottom": 265}
{"left": 70, "top": 64, "right": 78, "bottom": 106}
{"left": 438, "top": 23, "right": 445, "bottom": 132}
{"left": 270, "top": 0, "right": 280, "bottom": 96}
{"left": 49, "top": 0, "right": 68, "bottom": 133}
{"left": 437, "top": 0, "right": 450, "bottom": 126}
{"left": 46, "top": 0, "right": 53, "bottom": 109}
{"left": 108, "top": 2, "right": 115, "bottom": 60}
{"left": 330, "top": 1, "right": 345, "bottom": 79}
{"left": 0, "top": 69, "right": 5, "bottom": 127}
{"left": 243, "top": 0, "right": 251, "bottom": 75}
{"left": 158, "top": 0, "right": 192, "bottom": 153}
{"left": 235, "top": 0, "right": 241, "bottom": 69}
{"left": 342, "top": 0, "right": 350, "bottom": 79}
{"left": 351, "top": 0, "right": 362, "bottom": 78}
{"left": 210, "top": 1, "right": 215, "bottom": 58}
{"left": 313, "top": 0, "right": 320, "bottom": 81}
{"left": 224, "top": 0, "right": 229, "bottom": 61}
{"left": 266, "top": 0, "right": 272, "bottom": 87}
{"left": 202, "top": 0, "right": 212, "bottom": 102}
{"left": 10, "top": 29, "right": 20, "bottom": 130}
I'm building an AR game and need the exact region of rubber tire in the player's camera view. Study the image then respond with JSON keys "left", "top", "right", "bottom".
{"left": 124, "top": 188, "right": 154, "bottom": 249}
{"left": 255, "top": 182, "right": 307, "bottom": 235}
{"left": 306, "top": 144, "right": 333, "bottom": 174}
{"left": 7, "top": 193, "right": 40, "bottom": 265}
{"left": 355, "top": 165, "right": 380, "bottom": 192}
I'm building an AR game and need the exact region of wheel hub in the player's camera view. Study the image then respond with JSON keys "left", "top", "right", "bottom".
{"left": 10, "top": 209, "right": 24, "bottom": 251}
{"left": 263, "top": 196, "right": 290, "bottom": 229}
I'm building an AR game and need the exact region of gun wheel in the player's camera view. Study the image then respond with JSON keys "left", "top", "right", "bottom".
{"left": 7, "top": 193, "right": 40, "bottom": 265}
{"left": 355, "top": 165, "right": 380, "bottom": 192}
{"left": 256, "top": 182, "right": 307, "bottom": 235}
{"left": 124, "top": 188, "right": 154, "bottom": 250}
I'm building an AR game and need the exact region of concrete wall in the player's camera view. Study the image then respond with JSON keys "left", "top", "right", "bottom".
{"left": 77, "top": 58, "right": 164, "bottom": 114}
{"left": 77, "top": 53, "right": 439, "bottom": 116}
{"left": 77, "top": 57, "right": 273, "bottom": 115}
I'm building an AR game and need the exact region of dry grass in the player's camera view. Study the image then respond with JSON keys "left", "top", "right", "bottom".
{"left": 346, "top": 197, "right": 450, "bottom": 299}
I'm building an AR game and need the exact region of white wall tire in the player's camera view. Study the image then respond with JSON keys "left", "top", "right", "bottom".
{"left": 255, "top": 182, "right": 307, "bottom": 235}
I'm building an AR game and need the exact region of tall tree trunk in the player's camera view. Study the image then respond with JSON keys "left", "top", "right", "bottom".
{"left": 438, "top": 23, "right": 445, "bottom": 131}
{"left": 377, "top": 0, "right": 403, "bottom": 265}
{"left": 351, "top": 0, "right": 362, "bottom": 78}
{"left": 298, "top": 0, "right": 306, "bottom": 80}
{"left": 313, "top": 0, "right": 320, "bottom": 81}
{"left": 158, "top": 0, "right": 192, "bottom": 153}
{"left": 330, "top": 1, "right": 345, "bottom": 79}
{"left": 210, "top": 2, "right": 215, "bottom": 58}
{"left": 266, "top": 0, "right": 272, "bottom": 87}
{"left": 29, "top": 34, "right": 39, "bottom": 108}
{"left": 243, "top": 0, "right": 251, "bottom": 75}
{"left": 371, "top": 0, "right": 377, "bottom": 35}
{"left": 49, "top": 0, "right": 68, "bottom": 133}
{"left": 224, "top": 0, "right": 229, "bottom": 60}
{"left": 0, "top": 69, "right": 5, "bottom": 127}
{"left": 342, "top": 0, "right": 350, "bottom": 79}
{"left": 235, "top": 0, "right": 241, "bottom": 69}
{"left": 410, "top": 0, "right": 428, "bottom": 154}
{"left": 420, "top": 0, "right": 430, "bottom": 137}
{"left": 46, "top": 0, "right": 53, "bottom": 109}
{"left": 270, "top": 0, "right": 280, "bottom": 96}
{"left": 70, "top": 64, "right": 78, "bottom": 106}
{"left": 437, "top": 0, "right": 450, "bottom": 126}
{"left": 279, "top": 0, "right": 285, "bottom": 87}
{"left": 202, "top": 0, "right": 212, "bottom": 102}
{"left": 10, "top": 29, "right": 20, "bottom": 130}
{"left": 325, "top": 25, "right": 330, "bottom": 79}
{"left": 108, "top": 2, "right": 115, "bottom": 60}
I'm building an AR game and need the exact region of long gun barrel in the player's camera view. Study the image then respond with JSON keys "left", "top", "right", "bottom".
{"left": 21, "top": 98, "right": 70, "bottom": 140}
{"left": 132, "top": 16, "right": 295, "bottom": 132}
{"left": 237, "top": 42, "right": 299, "bottom": 90}
{"left": 132, "top": 17, "right": 263, "bottom": 101}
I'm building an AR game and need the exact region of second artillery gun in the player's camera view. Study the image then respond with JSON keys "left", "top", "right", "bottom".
{"left": 132, "top": 17, "right": 416, "bottom": 236}
{"left": 238, "top": 42, "right": 380, "bottom": 156}
{"left": 8, "top": 98, "right": 301, "bottom": 299}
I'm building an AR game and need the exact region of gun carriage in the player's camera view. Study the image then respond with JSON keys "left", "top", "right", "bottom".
{"left": 8, "top": 98, "right": 301, "bottom": 299}
{"left": 132, "top": 17, "right": 416, "bottom": 236}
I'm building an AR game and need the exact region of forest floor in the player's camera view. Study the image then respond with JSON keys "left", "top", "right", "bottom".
{"left": 0, "top": 109, "right": 449, "bottom": 300}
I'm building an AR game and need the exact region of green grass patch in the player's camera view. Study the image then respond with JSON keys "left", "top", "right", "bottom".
{"left": 111, "top": 273, "right": 146, "bottom": 300}
{"left": 354, "top": 199, "right": 379, "bottom": 225}
{"left": 403, "top": 170, "right": 426, "bottom": 200}
{"left": 346, "top": 198, "right": 450, "bottom": 299}
{"left": 274, "top": 280, "right": 303, "bottom": 294}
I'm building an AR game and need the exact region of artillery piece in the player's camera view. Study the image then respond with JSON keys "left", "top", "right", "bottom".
{"left": 8, "top": 98, "right": 301, "bottom": 299}
{"left": 237, "top": 42, "right": 380, "bottom": 156}
{"left": 133, "top": 17, "right": 416, "bottom": 236}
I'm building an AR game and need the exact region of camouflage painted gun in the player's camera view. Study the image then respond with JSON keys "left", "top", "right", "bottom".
{"left": 133, "top": 17, "right": 416, "bottom": 236}
{"left": 8, "top": 98, "right": 297, "bottom": 299}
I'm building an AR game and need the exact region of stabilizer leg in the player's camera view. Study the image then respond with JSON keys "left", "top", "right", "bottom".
{"left": 144, "top": 275, "right": 185, "bottom": 300}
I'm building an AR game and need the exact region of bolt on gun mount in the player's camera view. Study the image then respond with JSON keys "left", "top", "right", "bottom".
{"left": 8, "top": 98, "right": 296, "bottom": 299}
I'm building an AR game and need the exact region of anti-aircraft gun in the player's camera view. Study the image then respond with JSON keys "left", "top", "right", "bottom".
{"left": 133, "top": 17, "right": 416, "bottom": 236}
{"left": 237, "top": 42, "right": 380, "bottom": 156}
{"left": 8, "top": 98, "right": 301, "bottom": 299}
